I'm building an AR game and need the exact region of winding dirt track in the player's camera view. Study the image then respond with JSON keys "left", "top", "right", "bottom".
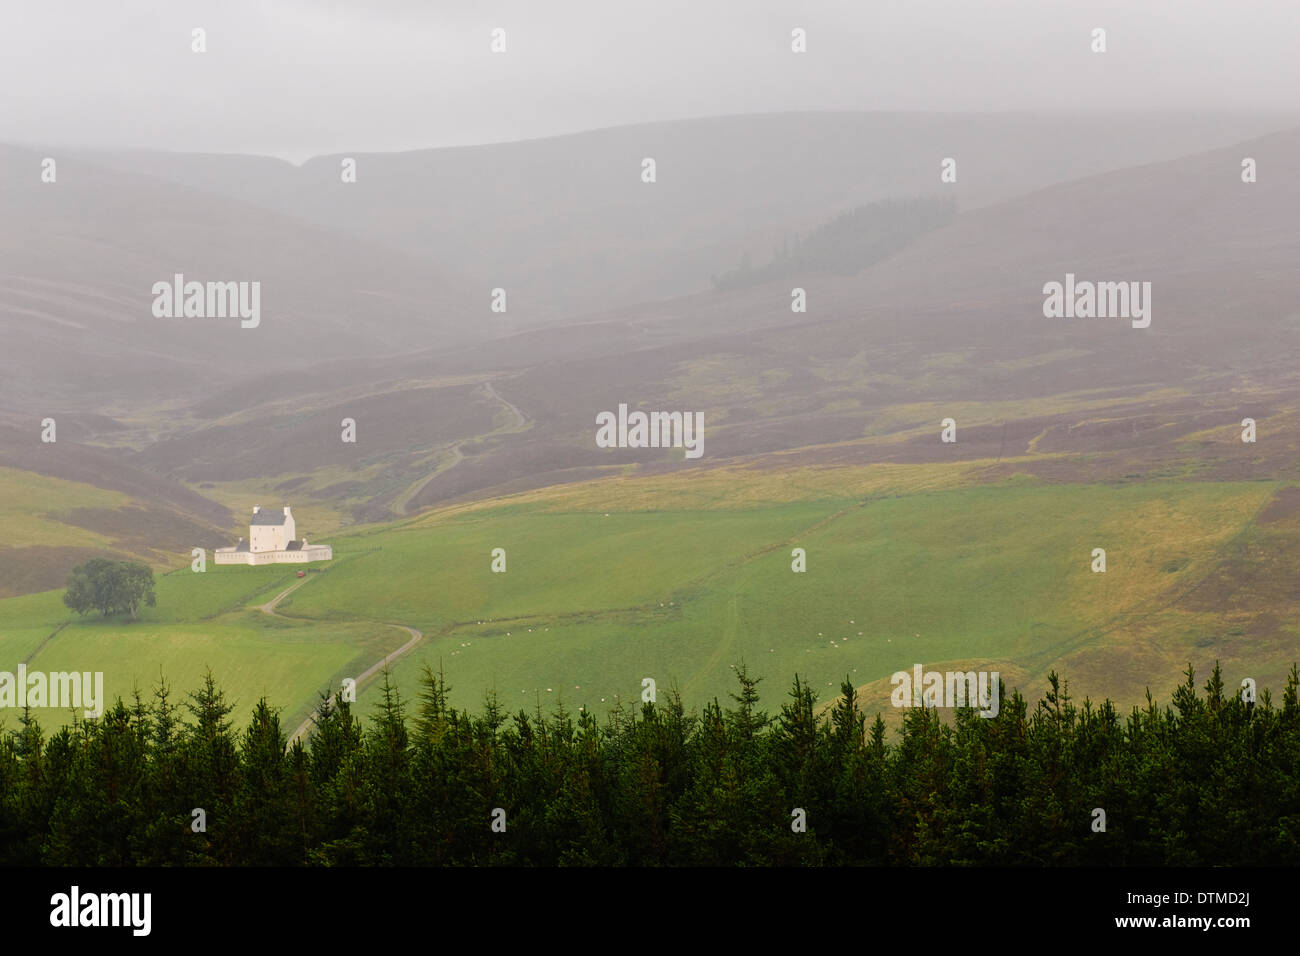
{"left": 389, "top": 377, "right": 529, "bottom": 514}
{"left": 264, "top": 377, "right": 529, "bottom": 744}
{"left": 484, "top": 379, "right": 527, "bottom": 430}
{"left": 258, "top": 577, "right": 425, "bottom": 748}
{"left": 258, "top": 578, "right": 308, "bottom": 614}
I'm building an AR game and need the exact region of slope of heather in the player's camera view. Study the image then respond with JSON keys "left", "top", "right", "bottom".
{"left": 82, "top": 111, "right": 1295, "bottom": 327}
{"left": 0, "top": 144, "right": 480, "bottom": 410}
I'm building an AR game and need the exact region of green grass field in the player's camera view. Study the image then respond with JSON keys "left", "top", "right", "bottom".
{"left": 318, "top": 478, "right": 1274, "bottom": 721}
{"left": 0, "top": 563, "right": 406, "bottom": 733}
{"left": 0, "top": 461, "right": 1286, "bottom": 733}
{"left": 24, "top": 617, "right": 403, "bottom": 732}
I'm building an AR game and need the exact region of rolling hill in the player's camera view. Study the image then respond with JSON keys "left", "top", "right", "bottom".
{"left": 0, "top": 143, "right": 482, "bottom": 411}
{"left": 80, "top": 110, "right": 1295, "bottom": 326}
{"left": 3, "top": 115, "right": 1300, "bottom": 737}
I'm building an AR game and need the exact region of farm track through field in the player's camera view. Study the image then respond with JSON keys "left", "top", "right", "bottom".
{"left": 22, "top": 622, "right": 68, "bottom": 666}
{"left": 390, "top": 377, "right": 531, "bottom": 515}
{"left": 284, "top": 623, "right": 424, "bottom": 748}
{"left": 256, "top": 575, "right": 427, "bottom": 748}
{"left": 258, "top": 578, "right": 310, "bottom": 615}
{"left": 687, "top": 593, "right": 741, "bottom": 700}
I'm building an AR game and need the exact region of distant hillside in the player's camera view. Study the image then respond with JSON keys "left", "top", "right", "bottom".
{"left": 5, "top": 119, "right": 1299, "bottom": 573}
{"left": 0, "top": 422, "right": 234, "bottom": 597}
{"left": 67, "top": 124, "right": 1300, "bottom": 525}
{"left": 380, "top": 125, "right": 1300, "bottom": 510}
{"left": 711, "top": 195, "right": 958, "bottom": 289}
{"left": 80, "top": 111, "right": 1296, "bottom": 327}
{"left": 0, "top": 144, "right": 481, "bottom": 411}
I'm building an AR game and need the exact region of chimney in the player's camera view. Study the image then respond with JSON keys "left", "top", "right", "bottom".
{"left": 253, "top": 505, "right": 260, "bottom": 513}
{"left": 284, "top": 506, "right": 291, "bottom": 515}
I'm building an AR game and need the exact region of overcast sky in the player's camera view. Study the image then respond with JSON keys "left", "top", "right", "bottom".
{"left": 3, "top": 0, "right": 1298, "bottom": 162}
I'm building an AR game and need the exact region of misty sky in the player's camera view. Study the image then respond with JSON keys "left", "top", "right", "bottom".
{"left": 3, "top": 0, "right": 1298, "bottom": 162}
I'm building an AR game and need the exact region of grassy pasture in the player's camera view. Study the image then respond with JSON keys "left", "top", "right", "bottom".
{"left": 300, "top": 477, "right": 1273, "bottom": 722}
{"left": 0, "top": 460, "right": 1280, "bottom": 732}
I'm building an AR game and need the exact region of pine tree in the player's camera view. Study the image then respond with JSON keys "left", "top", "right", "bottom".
{"left": 231, "top": 698, "right": 296, "bottom": 864}
{"left": 183, "top": 668, "right": 238, "bottom": 864}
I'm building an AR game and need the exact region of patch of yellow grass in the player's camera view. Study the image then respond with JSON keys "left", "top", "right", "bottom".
{"left": 860, "top": 387, "right": 1189, "bottom": 440}
{"left": 403, "top": 459, "right": 997, "bottom": 525}
{"left": 1068, "top": 486, "right": 1274, "bottom": 621}
{"left": 1179, "top": 400, "right": 1296, "bottom": 445}
{"left": 0, "top": 467, "right": 127, "bottom": 549}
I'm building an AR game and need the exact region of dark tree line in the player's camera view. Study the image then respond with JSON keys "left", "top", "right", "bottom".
{"left": 711, "top": 195, "right": 959, "bottom": 290}
{"left": 0, "top": 662, "right": 1296, "bottom": 866}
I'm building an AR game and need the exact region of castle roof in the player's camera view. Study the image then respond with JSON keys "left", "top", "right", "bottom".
{"left": 251, "top": 510, "right": 290, "bottom": 526}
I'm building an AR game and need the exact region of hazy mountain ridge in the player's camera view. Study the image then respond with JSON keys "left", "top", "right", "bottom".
{"left": 77, "top": 110, "right": 1298, "bottom": 328}
{"left": 0, "top": 143, "right": 483, "bottom": 409}
{"left": 3, "top": 114, "right": 1298, "bottom": 565}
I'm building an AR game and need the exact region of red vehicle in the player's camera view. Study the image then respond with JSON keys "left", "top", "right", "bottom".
{"left": 297, "top": 570, "right": 305, "bottom": 578}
